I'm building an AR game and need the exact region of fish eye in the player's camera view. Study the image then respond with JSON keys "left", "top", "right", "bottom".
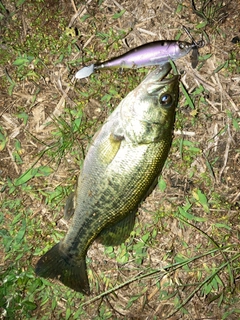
{"left": 160, "top": 93, "right": 173, "bottom": 107}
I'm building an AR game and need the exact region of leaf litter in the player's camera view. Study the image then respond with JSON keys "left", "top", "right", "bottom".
{"left": 0, "top": 0, "right": 239, "bottom": 319}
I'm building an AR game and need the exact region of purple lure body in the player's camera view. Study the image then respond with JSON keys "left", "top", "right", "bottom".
{"left": 96, "top": 40, "right": 192, "bottom": 69}
{"left": 75, "top": 40, "right": 193, "bottom": 79}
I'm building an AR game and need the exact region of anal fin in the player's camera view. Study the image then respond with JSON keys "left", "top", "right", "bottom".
{"left": 97, "top": 210, "right": 136, "bottom": 246}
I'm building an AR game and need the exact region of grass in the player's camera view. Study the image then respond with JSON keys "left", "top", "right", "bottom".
{"left": 1, "top": 0, "right": 240, "bottom": 319}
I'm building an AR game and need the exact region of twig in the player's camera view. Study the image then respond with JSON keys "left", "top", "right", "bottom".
{"left": 232, "top": 191, "right": 240, "bottom": 203}
{"left": 81, "top": 247, "right": 222, "bottom": 307}
{"left": 192, "top": 70, "right": 216, "bottom": 92}
{"left": 205, "top": 98, "right": 220, "bottom": 112}
{"left": 68, "top": 0, "right": 94, "bottom": 27}
{"left": 167, "top": 253, "right": 240, "bottom": 319}
{"left": 174, "top": 130, "right": 195, "bottom": 137}
{"left": 218, "top": 123, "right": 232, "bottom": 182}
{"left": 7, "top": 146, "right": 19, "bottom": 174}
{"left": 37, "top": 81, "right": 73, "bottom": 132}
{"left": 70, "top": 0, "right": 77, "bottom": 14}
{"left": 137, "top": 28, "right": 157, "bottom": 37}
{"left": 222, "top": 90, "right": 239, "bottom": 113}
{"left": 111, "top": 0, "right": 125, "bottom": 11}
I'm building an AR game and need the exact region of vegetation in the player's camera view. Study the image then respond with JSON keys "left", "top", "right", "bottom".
{"left": 1, "top": 0, "right": 239, "bottom": 319}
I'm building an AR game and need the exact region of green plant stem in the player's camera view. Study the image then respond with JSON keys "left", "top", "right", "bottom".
{"left": 167, "top": 252, "right": 240, "bottom": 318}
{"left": 81, "top": 246, "right": 228, "bottom": 307}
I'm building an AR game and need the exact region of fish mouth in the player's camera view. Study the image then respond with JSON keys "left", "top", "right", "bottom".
{"left": 144, "top": 62, "right": 179, "bottom": 83}
{"left": 144, "top": 63, "right": 180, "bottom": 94}
{"left": 143, "top": 62, "right": 171, "bottom": 82}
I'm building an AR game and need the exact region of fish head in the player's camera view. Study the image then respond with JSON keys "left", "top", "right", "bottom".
{"left": 120, "top": 63, "right": 180, "bottom": 144}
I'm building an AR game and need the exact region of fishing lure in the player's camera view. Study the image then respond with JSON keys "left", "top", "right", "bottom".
{"left": 75, "top": 40, "right": 195, "bottom": 79}
{"left": 182, "top": 25, "right": 205, "bottom": 68}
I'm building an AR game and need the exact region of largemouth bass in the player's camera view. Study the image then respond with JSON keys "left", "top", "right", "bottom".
{"left": 75, "top": 40, "right": 194, "bottom": 79}
{"left": 35, "top": 63, "right": 180, "bottom": 295}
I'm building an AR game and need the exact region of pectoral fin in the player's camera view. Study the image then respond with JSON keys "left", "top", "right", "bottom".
{"left": 98, "top": 133, "right": 124, "bottom": 164}
{"left": 98, "top": 210, "right": 136, "bottom": 246}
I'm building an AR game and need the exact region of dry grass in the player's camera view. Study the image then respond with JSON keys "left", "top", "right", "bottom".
{"left": 0, "top": 0, "right": 240, "bottom": 319}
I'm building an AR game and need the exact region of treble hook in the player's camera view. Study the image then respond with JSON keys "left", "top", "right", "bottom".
{"left": 182, "top": 25, "right": 205, "bottom": 68}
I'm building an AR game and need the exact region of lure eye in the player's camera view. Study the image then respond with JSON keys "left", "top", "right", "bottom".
{"left": 179, "top": 42, "right": 186, "bottom": 49}
{"left": 160, "top": 93, "right": 173, "bottom": 107}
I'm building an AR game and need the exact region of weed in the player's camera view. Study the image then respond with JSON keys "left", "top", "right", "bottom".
{"left": 191, "top": 0, "right": 229, "bottom": 27}
{"left": 1, "top": 1, "right": 239, "bottom": 319}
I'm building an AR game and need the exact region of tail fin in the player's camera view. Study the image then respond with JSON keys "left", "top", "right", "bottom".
{"left": 75, "top": 64, "right": 94, "bottom": 79}
{"left": 35, "top": 243, "right": 90, "bottom": 295}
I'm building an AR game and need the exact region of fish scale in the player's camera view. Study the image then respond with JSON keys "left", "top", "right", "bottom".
{"left": 35, "top": 63, "right": 179, "bottom": 295}
{"left": 68, "top": 142, "right": 169, "bottom": 244}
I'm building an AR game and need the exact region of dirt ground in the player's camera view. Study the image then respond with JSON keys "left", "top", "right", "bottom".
{"left": 0, "top": 0, "right": 240, "bottom": 319}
